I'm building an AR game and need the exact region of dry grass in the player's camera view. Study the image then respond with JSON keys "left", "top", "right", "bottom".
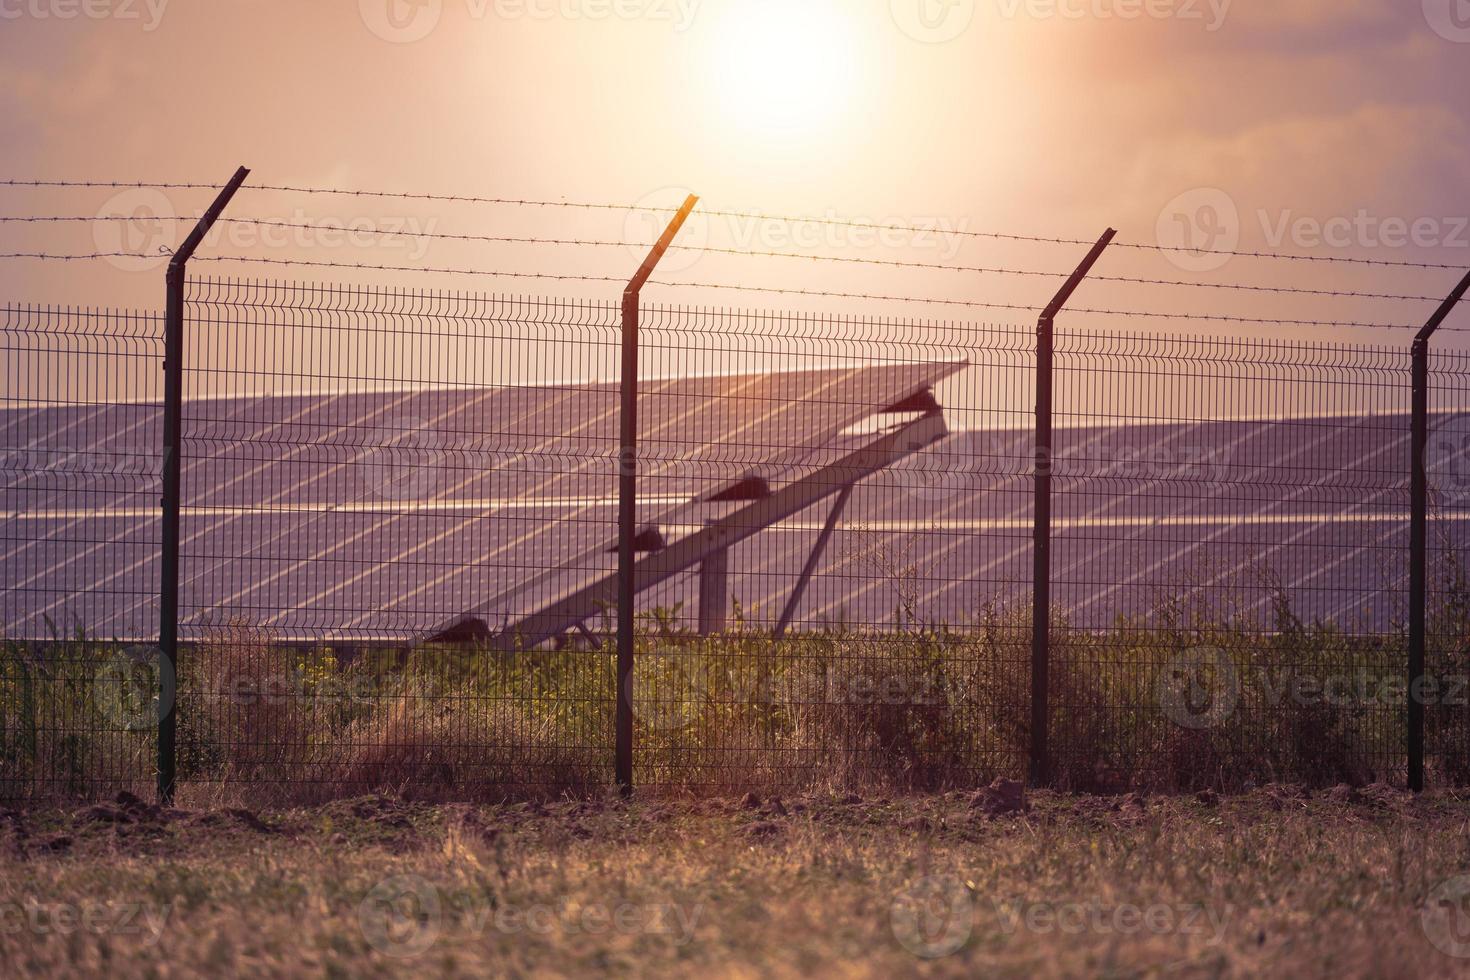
{"left": 3, "top": 787, "right": 1470, "bottom": 978}
{"left": 5, "top": 578, "right": 1468, "bottom": 802}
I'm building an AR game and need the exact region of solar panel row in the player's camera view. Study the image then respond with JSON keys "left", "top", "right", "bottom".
{"left": 7, "top": 504, "right": 1450, "bottom": 641}
{"left": 5, "top": 384, "right": 1462, "bottom": 641}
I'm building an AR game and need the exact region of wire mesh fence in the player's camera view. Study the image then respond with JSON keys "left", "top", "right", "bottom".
{"left": 1427, "top": 348, "right": 1470, "bottom": 785}
{"left": 1050, "top": 332, "right": 1415, "bottom": 788}
{"left": 2, "top": 279, "right": 1468, "bottom": 802}
{"left": 2, "top": 304, "right": 164, "bottom": 800}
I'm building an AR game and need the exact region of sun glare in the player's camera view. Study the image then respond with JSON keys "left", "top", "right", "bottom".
{"left": 705, "top": 0, "right": 862, "bottom": 139}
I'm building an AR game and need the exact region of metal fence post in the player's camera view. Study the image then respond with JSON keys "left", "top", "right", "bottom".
{"left": 158, "top": 166, "right": 250, "bottom": 806}
{"left": 1408, "top": 267, "right": 1470, "bottom": 794}
{"left": 1031, "top": 229, "right": 1116, "bottom": 788}
{"left": 617, "top": 195, "right": 699, "bottom": 796}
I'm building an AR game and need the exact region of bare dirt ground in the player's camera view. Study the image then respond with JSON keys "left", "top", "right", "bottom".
{"left": 4, "top": 783, "right": 1470, "bottom": 978}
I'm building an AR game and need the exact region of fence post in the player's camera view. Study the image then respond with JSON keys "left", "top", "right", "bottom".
{"left": 158, "top": 166, "right": 250, "bottom": 806}
{"left": 1031, "top": 229, "right": 1116, "bottom": 788}
{"left": 617, "top": 195, "right": 699, "bottom": 796}
{"left": 1408, "top": 267, "right": 1470, "bottom": 794}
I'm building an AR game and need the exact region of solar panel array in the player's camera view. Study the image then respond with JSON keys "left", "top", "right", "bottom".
{"left": 8, "top": 403, "right": 1462, "bottom": 643}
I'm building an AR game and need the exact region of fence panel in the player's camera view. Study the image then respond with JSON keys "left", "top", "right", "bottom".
{"left": 1050, "top": 331, "right": 1414, "bottom": 790}
{"left": 630, "top": 314, "right": 1035, "bottom": 792}
{"left": 174, "top": 279, "right": 620, "bottom": 801}
{"left": 1427, "top": 348, "right": 1470, "bottom": 785}
{"left": 1, "top": 304, "right": 163, "bottom": 800}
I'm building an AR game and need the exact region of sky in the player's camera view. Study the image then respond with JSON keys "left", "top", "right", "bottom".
{"left": 2, "top": 0, "right": 1469, "bottom": 349}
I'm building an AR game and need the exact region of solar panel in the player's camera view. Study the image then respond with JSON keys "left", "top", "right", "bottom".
{"left": 2, "top": 361, "right": 961, "bottom": 641}
{"left": 9, "top": 396, "right": 1467, "bottom": 642}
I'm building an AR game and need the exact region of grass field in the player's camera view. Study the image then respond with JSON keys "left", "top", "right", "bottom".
{"left": 4, "top": 784, "right": 1470, "bottom": 977}
{"left": 9, "top": 585, "right": 1470, "bottom": 803}
{"left": 5, "top": 575, "right": 1470, "bottom": 976}
{"left": 4, "top": 551, "right": 1468, "bottom": 800}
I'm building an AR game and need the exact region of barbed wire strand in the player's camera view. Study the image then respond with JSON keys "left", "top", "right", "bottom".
{"left": 0, "top": 249, "right": 1451, "bottom": 330}
{"left": 4, "top": 180, "right": 1465, "bottom": 270}
{"left": 170, "top": 253, "right": 1421, "bottom": 330}
{"left": 4, "top": 215, "right": 1463, "bottom": 304}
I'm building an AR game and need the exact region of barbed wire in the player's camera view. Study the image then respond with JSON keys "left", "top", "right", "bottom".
{"left": 5, "top": 180, "right": 1465, "bottom": 270}
{"left": 1111, "top": 239, "right": 1467, "bottom": 270}
{"left": 5, "top": 214, "right": 1462, "bottom": 304}
{"left": 0, "top": 250, "right": 1445, "bottom": 329}
{"left": 188, "top": 254, "right": 626, "bottom": 285}
{"left": 1, "top": 181, "right": 228, "bottom": 191}
{"left": 641, "top": 279, "right": 1423, "bottom": 331}
{"left": 0, "top": 251, "right": 163, "bottom": 261}
{"left": 184, "top": 254, "right": 1420, "bottom": 330}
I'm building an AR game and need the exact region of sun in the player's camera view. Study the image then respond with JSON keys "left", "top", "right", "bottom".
{"left": 704, "top": 0, "right": 863, "bottom": 139}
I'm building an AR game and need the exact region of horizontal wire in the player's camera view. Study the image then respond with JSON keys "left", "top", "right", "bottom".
{"left": 1111, "top": 239, "right": 1468, "bottom": 271}
{"left": 0, "top": 180, "right": 228, "bottom": 190}
{"left": 3, "top": 181, "right": 1465, "bottom": 269}
{"left": 0, "top": 251, "right": 1450, "bottom": 329}
{"left": 189, "top": 254, "right": 624, "bottom": 284}
{"left": 0, "top": 251, "right": 158, "bottom": 261}
{"left": 5, "top": 215, "right": 1462, "bottom": 304}
{"left": 177, "top": 253, "right": 1422, "bottom": 330}
{"left": 643, "top": 278, "right": 1423, "bottom": 331}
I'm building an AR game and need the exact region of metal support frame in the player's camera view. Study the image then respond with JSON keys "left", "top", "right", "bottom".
{"left": 423, "top": 368, "right": 962, "bottom": 653}
{"left": 158, "top": 166, "right": 250, "bottom": 806}
{"left": 1408, "top": 266, "right": 1470, "bottom": 793}
{"left": 774, "top": 482, "right": 855, "bottom": 638}
{"left": 474, "top": 412, "right": 947, "bottom": 656}
{"left": 618, "top": 194, "right": 699, "bottom": 795}
{"left": 698, "top": 549, "right": 729, "bottom": 635}
{"left": 1031, "top": 228, "right": 1115, "bottom": 788}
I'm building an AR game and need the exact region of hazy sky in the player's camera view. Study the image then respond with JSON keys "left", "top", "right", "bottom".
{"left": 2, "top": 0, "right": 1469, "bottom": 346}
